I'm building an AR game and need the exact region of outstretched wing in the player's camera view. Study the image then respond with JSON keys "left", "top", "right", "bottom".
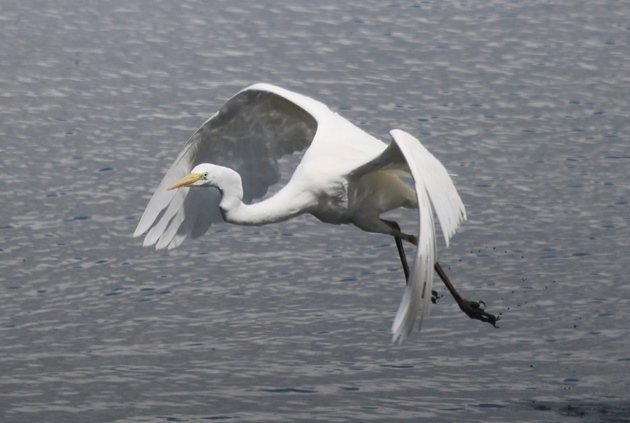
{"left": 134, "top": 83, "right": 333, "bottom": 250}
{"left": 353, "top": 129, "right": 466, "bottom": 343}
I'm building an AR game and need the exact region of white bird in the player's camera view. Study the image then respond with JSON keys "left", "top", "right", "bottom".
{"left": 134, "top": 83, "right": 498, "bottom": 343}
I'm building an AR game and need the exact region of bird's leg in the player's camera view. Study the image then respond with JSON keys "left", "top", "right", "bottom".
{"left": 382, "top": 220, "right": 440, "bottom": 303}
{"left": 381, "top": 219, "right": 498, "bottom": 325}
{"left": 394, "top": 235, "right": 410, "bottom": 281}
{"left": 434, "top": 262, "right": 500, "bottom": 327}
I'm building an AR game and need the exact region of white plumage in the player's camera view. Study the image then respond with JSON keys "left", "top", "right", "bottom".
{"left": 135, "top": 83, "right": 466, "bottom": 343}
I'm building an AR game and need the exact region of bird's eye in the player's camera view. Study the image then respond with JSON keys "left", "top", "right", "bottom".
{"left": 202, "top": 172, "right": 208, "bottom": 179}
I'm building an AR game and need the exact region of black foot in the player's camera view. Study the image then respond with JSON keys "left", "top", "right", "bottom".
{"left": 458, "top": 299, "right": 500, "bottom": 327}
{"left": 431, "top": 290, "right": 442, "bottom": 304}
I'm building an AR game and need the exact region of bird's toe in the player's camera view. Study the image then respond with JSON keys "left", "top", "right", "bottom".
{"left": 459, "top": 299, "right": 500, "bottom": 328}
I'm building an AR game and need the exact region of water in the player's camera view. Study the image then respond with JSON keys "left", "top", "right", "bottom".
{"left": 1, "top": 1, "right": 629, "bottom": 422}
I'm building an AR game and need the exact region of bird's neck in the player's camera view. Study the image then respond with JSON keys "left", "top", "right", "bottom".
{"left": 221, "top": 189, "right": 309, "bottom": 226}
{"left": 217, "top": 170, "right": 310, "bottom": 226}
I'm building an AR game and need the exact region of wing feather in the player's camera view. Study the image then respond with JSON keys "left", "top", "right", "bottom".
{"left": 388, "top": 129, "right": 466, "bottom": 342}
{"left": 134, "top": 83, "right": 331, "bottom": 249}
{"left": 390, "top": 129, "right": 466, "bottom": 246}
{"left": 392, "top": 185, "right": 436, "bottom": 343}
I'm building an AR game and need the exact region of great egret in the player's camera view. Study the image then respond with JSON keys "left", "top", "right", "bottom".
{"left": 134, "top": 83, "right": 498, "bottom": 343}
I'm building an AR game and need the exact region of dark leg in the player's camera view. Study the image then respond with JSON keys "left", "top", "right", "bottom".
{"left": 394, "top": 235, "right": 410, "bottom": 281}
{"left": 434, "top": 262, "right": 500, "bottom": 327}
{"left": 382, "top": 219, "right": 441, "bottom": 303}
{"left": 381, "top": 219, "right": 498, "bottom": 326}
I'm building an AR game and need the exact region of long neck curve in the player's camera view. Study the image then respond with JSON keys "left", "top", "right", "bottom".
{"left": 214, "top": 167, "right": 310, "bottom": 226}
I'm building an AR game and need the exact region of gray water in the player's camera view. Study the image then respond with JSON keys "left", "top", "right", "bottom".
{"left": 1, "top": 1, "right": 629, "bottom": 422}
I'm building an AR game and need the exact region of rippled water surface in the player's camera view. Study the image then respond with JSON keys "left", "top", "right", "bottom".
{"left": 1, "top": 1, "right": 629, "bottom": 422}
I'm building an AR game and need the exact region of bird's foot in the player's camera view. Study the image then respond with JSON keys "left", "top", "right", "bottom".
{"left": 431, "top": 290, "right": 442, "bottom": 304}
{"left": 458, "top": 299, "right": 500, "bottom": 327}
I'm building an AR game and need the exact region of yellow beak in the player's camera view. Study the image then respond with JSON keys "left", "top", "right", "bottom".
{"left": 168, "top": 173, "right": 202, "bottom": 190}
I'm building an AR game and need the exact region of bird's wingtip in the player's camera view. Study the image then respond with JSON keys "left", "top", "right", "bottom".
{"left": 391, "top": 328, "right": 407, "bottom": 345}
{"left": 243, "top": 82, "right": 282, "bottom": 93}
{"left": 389, "top": 129, "right": 407, "bottom": 139}
{"left": 142, "top": 236, "right": 156, "bottom": 249}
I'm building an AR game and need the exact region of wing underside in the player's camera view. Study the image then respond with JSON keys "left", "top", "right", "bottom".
{"left": 134, "top": 84, "right": 324, "bottom": 250}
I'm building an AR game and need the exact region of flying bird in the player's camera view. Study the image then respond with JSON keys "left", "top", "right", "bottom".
{"left": 134, "top": 83, "right": 498, "bottom": 343}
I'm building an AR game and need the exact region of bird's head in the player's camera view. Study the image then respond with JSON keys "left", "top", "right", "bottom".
{"left": 168, "top": 163, "right": 240, "bottom": 192}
